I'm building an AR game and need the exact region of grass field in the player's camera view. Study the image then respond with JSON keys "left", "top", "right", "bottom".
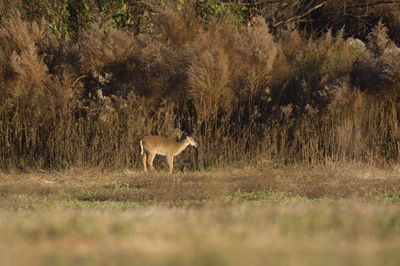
{"left": 1, "top": 163, "right": 400, "bottom": 266}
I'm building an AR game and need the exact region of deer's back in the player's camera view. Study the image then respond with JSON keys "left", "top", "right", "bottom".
{"left": 141, "top": 135, "right": 179, "bottom": 155}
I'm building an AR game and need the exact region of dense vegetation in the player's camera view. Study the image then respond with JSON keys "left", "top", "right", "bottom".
{"left": 1, "top": 0, "right": 400, "bottom": 170}
{"left": 2, "top": 3, "right": 400, "bottom": 264}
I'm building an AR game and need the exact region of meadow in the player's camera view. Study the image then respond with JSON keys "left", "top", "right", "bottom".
{"left": 1, "top": 163, "right": 400, "bottom": 266}
{"left": 1, "top": 1, "right": 400, "bottom": 265}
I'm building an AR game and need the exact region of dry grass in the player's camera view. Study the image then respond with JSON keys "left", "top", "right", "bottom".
{"left": 1, "top": 10, "right": 400, "bottom": 171}
{"left": 1, "top": 4, "right": 400, "bottom": 265}
{"left": 0, "top": 203, "right": 399, "bottom": 266}
{"left": 2, "top": 204, "right": 400, "bottom": 266}
{"left": 1, "top": 163, "right": 400, "bottom": 205}
{"left": 0, "top": 165, "right": 400, "bottom": 265}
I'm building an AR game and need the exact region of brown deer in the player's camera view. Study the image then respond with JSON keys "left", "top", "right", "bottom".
{"left": 140, "top": 134, "right": 198, "bottom": 173}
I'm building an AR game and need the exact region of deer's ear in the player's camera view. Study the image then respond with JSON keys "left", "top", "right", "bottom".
{"left": 180, "top": 133, "right": 188, "bottom": 140}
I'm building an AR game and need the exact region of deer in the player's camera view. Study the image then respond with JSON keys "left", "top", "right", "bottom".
{"left": 139, "top": 133, "right": 198, "bottom": 173}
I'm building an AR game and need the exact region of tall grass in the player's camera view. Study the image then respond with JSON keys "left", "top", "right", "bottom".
{"left": 0, "top": 8, "right": 399, "bottom": 171}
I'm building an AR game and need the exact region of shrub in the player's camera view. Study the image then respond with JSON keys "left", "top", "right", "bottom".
{"left": 187, "top": 47, "right": 232, "bottom": 124}
{"left": 0, "top": 6, "right": 399, "bottom": 170}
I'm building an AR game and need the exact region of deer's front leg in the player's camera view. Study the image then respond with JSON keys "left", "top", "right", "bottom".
{"left": 148, "top": 153, "right": 156, "bottom": 171}
{"left": 166, "top": 155, "right": 174, "bottom": 174}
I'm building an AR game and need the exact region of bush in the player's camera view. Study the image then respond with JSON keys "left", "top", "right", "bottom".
{"left": 0, "top": 6, "right": 399, "bottom": 171}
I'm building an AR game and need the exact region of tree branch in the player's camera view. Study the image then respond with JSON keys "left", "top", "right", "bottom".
{"left": 348, "top": 1, "right": 400, "bottom": 9}
{"left": 272, "top": 1, "right": 327, "bottom": 27}
{"left": 220, "top": 0, "right": 281, "bottom": 6}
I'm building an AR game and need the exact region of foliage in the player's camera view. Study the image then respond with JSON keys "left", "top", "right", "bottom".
{"left": 0, "top": 2, "right": 400, "bottom": 170}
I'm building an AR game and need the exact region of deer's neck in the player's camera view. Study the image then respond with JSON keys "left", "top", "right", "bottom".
{"left": 174, "top": 141, "right": 189, "bottom": 156}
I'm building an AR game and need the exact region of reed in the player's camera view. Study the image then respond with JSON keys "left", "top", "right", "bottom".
{"left": 0, "top": 9, "right": 399, "bottom": 171}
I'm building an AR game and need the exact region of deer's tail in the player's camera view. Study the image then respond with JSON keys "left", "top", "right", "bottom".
{"left": 140, "top": 140, "right": 144, "bottom": 155}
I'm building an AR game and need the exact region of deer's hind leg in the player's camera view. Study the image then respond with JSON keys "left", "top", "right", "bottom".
{"left": 147, "top": 152, "right": 156, "bottom": 171}
{"left": 142, "top": 152, "right": 148, "bottom": 172}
